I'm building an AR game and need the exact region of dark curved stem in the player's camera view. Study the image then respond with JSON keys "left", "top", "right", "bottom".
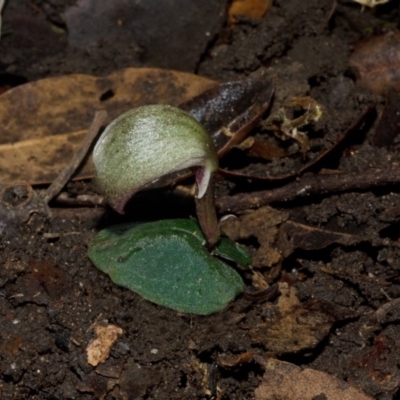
{"left": 195, "top": 173, "right": 220, "bottom": 249}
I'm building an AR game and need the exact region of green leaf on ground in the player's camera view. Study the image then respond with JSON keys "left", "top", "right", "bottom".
{"left": 88, "top": 219, "right": 248, "bottom": 315}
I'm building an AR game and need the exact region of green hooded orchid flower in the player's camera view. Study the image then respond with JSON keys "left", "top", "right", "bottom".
{"left": 93, "top": 104, "right": 220, "bottom": 247}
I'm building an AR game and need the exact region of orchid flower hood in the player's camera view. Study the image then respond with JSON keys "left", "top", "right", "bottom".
{"left": 93, "top": 104, "right": 218, "bottom": 213}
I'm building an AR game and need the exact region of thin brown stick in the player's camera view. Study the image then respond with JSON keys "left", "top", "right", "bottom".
{"left": 217, "top": 165, "right": 400, "bottom": 213}
{"left": 43, "top": 110, "right": 107, "bottom": 203}
{"left": 55, "top": 192, "right": 107, "bottom": 207}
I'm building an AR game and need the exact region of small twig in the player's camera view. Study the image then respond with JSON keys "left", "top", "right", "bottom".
{"left": 55, "top": 192, "right": 106, "bottom": 207}
{"left": 43, "top": 110, "right": 107, "bottom": 204}
{"left": 217, "top": 164, "right": 400, "bottom": 213}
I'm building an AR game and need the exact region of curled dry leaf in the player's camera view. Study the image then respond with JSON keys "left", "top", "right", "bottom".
{"left": 255, "top": 358, "right": 374, "bottom": 400}
{"left": 263, "top": 96, "right": 323, "bottom": 154}
{"left": 86, "top": 324, "right": 123, "bottom": 367}
{"left": 349, "top": 31, "right": 400, "bottom": 94}
{"left": 0, "top": 68, "right": 215, "bottom": 185}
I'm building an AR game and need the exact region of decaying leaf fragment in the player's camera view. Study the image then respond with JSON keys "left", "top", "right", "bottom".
{"left": 221, "top": 206, "right": 288, "bottom": 281}
{"left": 86, "top": 324, "right": 123, "bottom": 367}
{"left": 255, "top": 358, "right": 374, "bottom": 400}
{"left": 263, "top": 96, "right": 323, "bottom": 153}
{"left": 250, "top": 283, "right": 354, "bottom": 353}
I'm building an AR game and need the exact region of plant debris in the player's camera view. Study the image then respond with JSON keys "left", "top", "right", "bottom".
{"left": 86, "top": 324, "right": 123, "bottom": 367}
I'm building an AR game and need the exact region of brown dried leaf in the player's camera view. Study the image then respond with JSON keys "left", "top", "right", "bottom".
{"left": 0, "top": 68, "right": 216, "bottom": 185}
{"left": 250, "top": 283, "right": 353, "bottom": 353}
{"left": 349, "top": 32, "right": 400, "bottom": 94}
{"left": 255, "top": 358, "right": 374, "bottom": 400}
{"left": 86, "top": 324, "right": 123, "bottom": 367}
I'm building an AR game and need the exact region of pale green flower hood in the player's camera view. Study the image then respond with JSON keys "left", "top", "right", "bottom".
{"left": 93, "top": 104, "right": 218, "bottom": 213}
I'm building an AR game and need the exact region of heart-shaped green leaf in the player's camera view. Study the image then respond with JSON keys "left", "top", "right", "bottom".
{"left": 88, "top": 219, "right": 248, "bottom": 315}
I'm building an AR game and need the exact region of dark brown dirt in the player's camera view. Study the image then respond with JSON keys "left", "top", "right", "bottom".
{"left": 1, "top": 0, "right": 400, "bottom": 399}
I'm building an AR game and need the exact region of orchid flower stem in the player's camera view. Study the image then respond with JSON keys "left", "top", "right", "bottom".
{"left": 195, "top": 172, "right": 220, "bottom": 249}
